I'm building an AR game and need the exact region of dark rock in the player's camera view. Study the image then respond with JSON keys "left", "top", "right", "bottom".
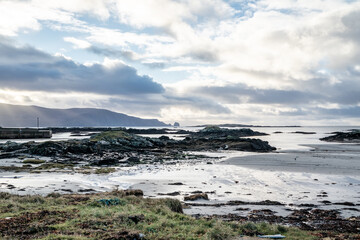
{"left": 0, "top": 141, "right": 24, "bottom": 152}
{"left": 184, "top": 193, "right": 209, "bottom": 201}
{"left": 92, "top": 158, "right": 119, "bottom": 166}
{"left": 342, "top": 208, "right": 360, "bottom": 212}
{"left": 334, "top": 202, "right": 356, "bottom": 206}
{"left": 320, "top": 130, "right": 360, "bottom": 143}
{"left": 168, "top": 182, "right": 184, "bottom": 185}
{"left": 250, "top": 209, "right": 277, "bottom": 215}
{"left": 190, "top": 126, "right": 268, "bottom": 139}
{"left": 0, "top": 152, "right": 17, "bottom": 159}
{"left": 123, "top": 189, "right": 143, "bottom": 196}
{"left": 298, "top": 203, "right": 317, "bottom": 207}
{"left": 159, "top": 136, "right": 170, "bottom": 141}
{"left": 29, "top": 141, "right": 65, "bottom": 156}
{"left": 158, "top": 191, "right": 181, "bottom": 196}
{"left": 60, "top": 189, "right": 73, "bottom": 193}
{"left": 190, "top": 191, "right": 203, "bottom": 194}
{"left": 235, "top": 207, "right": 250, "bottom": 211}
{"left": 65, "top": 143, "right": 93, "bottom": 154}
{"left": 126, "top": 156, "right": 140, "bottom": 163}
{"left": 292, "top": 131, "right": 316, "bottom": 134}
{"left": 78, "top": 189, "right": 95, "bottom": 193}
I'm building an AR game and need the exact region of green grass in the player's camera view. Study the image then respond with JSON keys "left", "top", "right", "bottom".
{"left": 23, "top": 159, "right": 46, "bottom": 164}
{"left": 0, "top": 190, "right": 320, "bottom": 240}
{"left": 35, "top": 163, "right": 74, "bottom": 170}
{"left": 90, "top": 130, "right": 132, "bottom": 142}
{"left": 94, "top": 167, "right": 116, "bottom": 174}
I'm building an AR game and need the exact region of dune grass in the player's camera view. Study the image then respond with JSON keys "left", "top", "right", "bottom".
{"left": 0, "top": 190, "right": 319, "bottom": 240}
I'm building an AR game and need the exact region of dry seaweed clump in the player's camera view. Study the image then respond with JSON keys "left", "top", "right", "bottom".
{"left": 0, "top": 190, "right": 320, "bottom": 240}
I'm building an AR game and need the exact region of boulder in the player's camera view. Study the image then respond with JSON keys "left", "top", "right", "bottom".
{"left": 184, "top": 193, "right": 209, "bottom": 201}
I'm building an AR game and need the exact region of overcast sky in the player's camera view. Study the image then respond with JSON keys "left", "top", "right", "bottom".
{"left": 0, "top": 0, "right": 359, "bottom": 126}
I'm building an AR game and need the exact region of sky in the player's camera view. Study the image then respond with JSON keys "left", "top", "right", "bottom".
{"left": 0, "top": 0, "right": 359, "bottom": 126}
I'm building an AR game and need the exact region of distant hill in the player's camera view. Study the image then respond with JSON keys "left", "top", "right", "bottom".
{"left": 0, "top": 103, "right": 169, "bottom": 127}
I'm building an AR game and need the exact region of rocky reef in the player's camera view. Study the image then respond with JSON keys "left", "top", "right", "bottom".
{"left": 320, "top": 129, "right": 360, "bottom": 143}
{"left": 0, "top": 127, "right": 275, "bottom": 170}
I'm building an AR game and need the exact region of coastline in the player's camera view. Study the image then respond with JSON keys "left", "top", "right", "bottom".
{"left": 0, "top": 126, "right": 359, "bottom": 238}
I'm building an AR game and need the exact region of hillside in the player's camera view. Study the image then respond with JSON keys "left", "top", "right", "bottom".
{"left": 0, "top": 103, "right": 168, "bottom": 127}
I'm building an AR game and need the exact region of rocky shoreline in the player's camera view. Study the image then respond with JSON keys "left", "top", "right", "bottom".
{"left": 320, "top": 129, "right": 360, "bottom": 143}
{"left": 1, "top": 126, "right": 359, "bottom": 238}
{"left": 0, "top": 127, "right": 275, "bottom": 172}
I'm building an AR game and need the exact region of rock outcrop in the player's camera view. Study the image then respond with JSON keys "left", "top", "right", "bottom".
{"left": 320, "top": 130, "right": 360, "bottom": 143}
{"left": 0, "top": 127, "right": 275, "bottom": 167}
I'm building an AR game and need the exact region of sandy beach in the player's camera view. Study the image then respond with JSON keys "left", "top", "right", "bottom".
{"left": 223, "top": 143, "right": 360, "bottom": 175}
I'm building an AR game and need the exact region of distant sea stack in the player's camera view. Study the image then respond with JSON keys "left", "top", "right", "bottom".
{"left": 174, "top": 122, "right": 180, "bottom": 127}
{"left": 0, "top": 103, "right": 169, "bottom": 127}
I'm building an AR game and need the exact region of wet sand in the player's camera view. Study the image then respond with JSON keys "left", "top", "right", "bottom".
{"left": 1, "top": 139, "right": 359, "bottom": 220}
{"left": 224, "top": 143, "right": 360, "bottom": 176}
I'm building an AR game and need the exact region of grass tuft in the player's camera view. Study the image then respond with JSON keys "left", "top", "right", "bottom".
{"left": 94, "top": 167, "right": 116, "bottom": 174}
{"left": 23, "top": 159, "right": 46, "bottom": 164}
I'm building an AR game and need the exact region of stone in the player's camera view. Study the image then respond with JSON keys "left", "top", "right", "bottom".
{"left": 184, "top": 193, "right": 209, "bottom": 201}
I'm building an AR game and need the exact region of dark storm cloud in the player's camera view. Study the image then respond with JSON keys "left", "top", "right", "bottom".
{"left": 0, "top": 40, "right": 164, "bottom": 95}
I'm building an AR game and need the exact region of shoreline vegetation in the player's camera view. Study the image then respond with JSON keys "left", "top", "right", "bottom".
{"left": 1, "top": 189, "right": 356, "bottom": 240}
{"left": 1, "top": 127, "right": 359, "bottom": 239}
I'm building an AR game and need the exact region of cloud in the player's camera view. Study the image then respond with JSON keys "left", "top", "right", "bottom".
{"left": 315, "top": 106, "right": 360, "bottom": 118}
{"left": 0, "top": 40, "right": 164, "bottom": 95}
{"left": 112, "top": 0, "right": 234, "bottom": 31}
{"left": 0, "top": 40, "right": 52, "bottom": 64}
{"left": 32, "top": 0, "right": 112, "bottom": 20}
{"left": 64, "top": 37, "right": 91, "bottom": 49}
{"left": 0, "top": 0, "right": 360, "bottom": 125}
{"left": 142, "top": 62, "right": 166, "bottom": 69}
{"left": 87, "top": 46, "right": 138, "bottom": 61}
{"left": 0, "top": 0, "right": 84, "bottom": 36}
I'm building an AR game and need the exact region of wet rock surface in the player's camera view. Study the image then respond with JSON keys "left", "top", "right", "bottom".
{"left": 0, "top": 127, "right": 275, "bottom": 172}
{"left": 321, "top": 129, "right": 360, "bottom": 143}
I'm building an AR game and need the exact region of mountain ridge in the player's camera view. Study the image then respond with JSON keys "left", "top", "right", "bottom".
{"left": 0, "top": 103, "right": 169, "bottom": 127}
